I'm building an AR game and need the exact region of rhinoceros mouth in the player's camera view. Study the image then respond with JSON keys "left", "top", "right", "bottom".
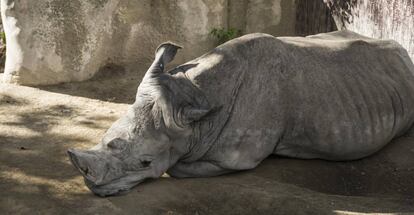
{"left": 84, "top": 174, "right": 146, "bottom": 197}
{"left": 68, "top": 149, "right": 153, "bottom": 196}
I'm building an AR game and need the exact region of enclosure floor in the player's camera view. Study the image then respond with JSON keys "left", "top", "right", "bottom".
{"left": 1, "top": 82, "right": 414, "bottom": 215}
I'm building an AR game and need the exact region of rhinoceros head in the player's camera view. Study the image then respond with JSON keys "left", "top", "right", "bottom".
{"left": 68, "top": 42, "right": 212, "bottom": 196}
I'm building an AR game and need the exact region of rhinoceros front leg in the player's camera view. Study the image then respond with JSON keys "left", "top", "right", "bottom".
{"left": 167, "top": 161, "right": 234, "bottom": 178}
{"left": 405, "top": 124, "right": 414, "bottom": 137}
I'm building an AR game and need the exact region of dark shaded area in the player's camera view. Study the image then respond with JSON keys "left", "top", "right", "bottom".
{"left": 0, "top": 17, "right": 5, "bottom": 74}
{"left": 38, "top": 63, "right": 188, "bottom": 104}
{"left": 39, "top": 65, "right": 139, "bottom": 104}
{"left": 324, "top": 0, "right": 357, "bottom": 29}
{"left": 0, "top": 91, "right": 128, "bottom": 214}
{"left": 295, "top": 0, "right": 337, "bottom": 36}
{"left": 3, "top": 104, "right": 77, "bottom": 133}
{"left": 265, "top": 139, "right": 414, "bottom": 198}
{"left": 90, "top": 63, "right": 127, "bottom": 81}
{"left": 0, "top": 93, "right": 118, "bottom": 181}
{"left": 0, "top": 95, "right": 30, "bottom": 106}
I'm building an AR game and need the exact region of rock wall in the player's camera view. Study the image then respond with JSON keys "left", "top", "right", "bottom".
{"left": 1, "top": 0, "right": 296, "bottom": 86}
{"left": 326, "top": 0, "right": 414, "bottom": 61}
{"left": 295, "top": 0, "right": 336, "bottom": 36}
{"left": 228, "top": 0, "right": 296, "bottom": 36}
{"left": 0, "top": 13, "right": 5, "bottom": 73}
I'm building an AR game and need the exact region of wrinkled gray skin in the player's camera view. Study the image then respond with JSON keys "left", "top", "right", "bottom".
{"left": 68, "top": 30, "right": 414, "bottom": 197}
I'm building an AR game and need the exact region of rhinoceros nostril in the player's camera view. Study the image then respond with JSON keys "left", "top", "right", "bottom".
{"left": 82, "top": 166, "right": 89, "bottom": 175}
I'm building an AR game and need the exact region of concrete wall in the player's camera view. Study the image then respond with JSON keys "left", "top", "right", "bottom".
{"left": 1, "top": 0, "right": 296, "bottom": 86}
{"left": 229, "top": 0, "right": 296, "bottom": 36}
{"left": 327, "top": 0, "right": 414, "bottom": 61}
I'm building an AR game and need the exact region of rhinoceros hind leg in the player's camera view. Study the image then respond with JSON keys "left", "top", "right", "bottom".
{"left": 167, "top": 161, "right": 234, "bottom": 178}
{"left": 273, "top": 146, "right": 322, "bottom": 159}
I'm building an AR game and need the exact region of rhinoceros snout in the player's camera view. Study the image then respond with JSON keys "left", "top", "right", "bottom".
{"left": 68, "top": 148, "right": 103, "bottom": 184}
{"left": 68, "top": 149, "right": 86, "bottom": 172}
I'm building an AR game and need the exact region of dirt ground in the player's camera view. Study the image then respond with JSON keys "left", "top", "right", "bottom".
{"left": 1, "top": 74, "right": 414, "bottom": 214}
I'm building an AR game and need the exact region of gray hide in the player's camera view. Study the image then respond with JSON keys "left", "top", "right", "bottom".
{"left": 68, "top": 30, "right": 414, "bottom": 196}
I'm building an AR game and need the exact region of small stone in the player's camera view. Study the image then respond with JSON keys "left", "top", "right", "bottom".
{"left": 107, "top": 97, "right": 116, "bottom": 102}
{"left": 62, "top": 109, "right": 71, "bottom": 113}
{"left": 19, "top": 146, "right": 26, "bottom": 150}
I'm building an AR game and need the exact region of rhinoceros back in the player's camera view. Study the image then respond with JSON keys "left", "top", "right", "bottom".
{"left": 182, "top": 31, "right": 414, "bottom": 163}
{"left": 275, "top": 31, "right": 414, "bottom": 160}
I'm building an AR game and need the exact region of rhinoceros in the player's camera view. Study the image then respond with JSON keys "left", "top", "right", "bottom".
{"left": 68, "top": 30, "right": 414, "bottom": 196}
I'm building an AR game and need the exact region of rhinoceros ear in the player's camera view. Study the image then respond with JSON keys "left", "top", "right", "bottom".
{"left": 180, "top": 105, "right": 221, "bottom": 125}
{"left": 182, "top": 107, "right": 211, "bottom": 123}
{"left": 142, "top": 42, "right": 183, "bottom": 82}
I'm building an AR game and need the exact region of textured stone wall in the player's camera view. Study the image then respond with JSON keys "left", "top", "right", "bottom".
{"left": 228, "top": 0, "right": 296, "bottom": 36}
{"left": 295, "top": 0, "right": 336, "bottom": 36}
{"left": 0, "top": 13, "right": 5, "bottom": 73}
{"left": 1, "top": 0, "right": 296, "bottom": 86}
{"left": 326, "top": 0, "right": 414, "bottom": 61}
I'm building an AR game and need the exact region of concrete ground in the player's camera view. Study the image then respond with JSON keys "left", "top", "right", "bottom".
{"left": 1, "top": 74, "right": 414, "bottom": 214}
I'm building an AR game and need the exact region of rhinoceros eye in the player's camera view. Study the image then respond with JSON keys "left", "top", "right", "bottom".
{"left": 140, "top": 160, "right": 152, "bottom": 168}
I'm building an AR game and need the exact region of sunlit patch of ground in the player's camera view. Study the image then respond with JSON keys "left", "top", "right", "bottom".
{"left": 0, "top": 83, "right": 414, "bottom": 214}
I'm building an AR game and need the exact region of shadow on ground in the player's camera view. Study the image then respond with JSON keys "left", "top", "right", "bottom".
{"left": 38, "top": 64, "right": 141, "bottom": 104}
{"left": 1, "top": 84, "right": 414, "bottom": 214}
